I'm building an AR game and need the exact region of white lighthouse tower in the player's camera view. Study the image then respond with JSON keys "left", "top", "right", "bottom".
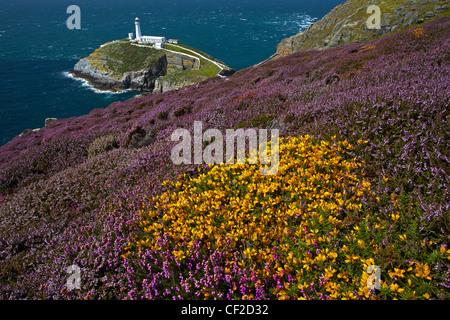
{"left": 135, "top": 17, "right": 142, "bottom": 41}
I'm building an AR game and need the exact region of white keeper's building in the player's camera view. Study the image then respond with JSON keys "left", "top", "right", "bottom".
{"left": 130, "top": 17, "right": 166, "bottom": 49}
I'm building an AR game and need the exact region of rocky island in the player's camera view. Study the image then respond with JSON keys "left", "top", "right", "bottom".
{"left": 70, "top": 39, "right": 234, "bottom": 93}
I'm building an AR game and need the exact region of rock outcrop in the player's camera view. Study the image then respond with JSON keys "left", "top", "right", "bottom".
{"left": 70, "top": 40, "right": 232, "bottom": 93}
{"left": 165, "top": 51, "right": 200, "bottom": 72}
{"left": 72, "top": 49, "right": 167, "bottom": 92}
{"left": 44, "top": 118, "right": 58, "bottom": 127}
{"left": 276, "top": 0, "right": 450, "bottom": 56}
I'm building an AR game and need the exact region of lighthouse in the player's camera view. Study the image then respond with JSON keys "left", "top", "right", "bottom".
{"left": 130, "top": 17, "right": 166, "bottom": 48}
{"left": 135, "top": 17, "right": 142, "bottom": 41}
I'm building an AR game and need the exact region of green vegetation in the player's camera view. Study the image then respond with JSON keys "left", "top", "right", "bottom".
{"left": 236, "top": 113, "right": 277, "bottom": 129}
{"left": 164, "top": 43, "right": 222, "bottom": 78}
{"left": 367, "top": 0, "right": 450, "bottom": 41}
{"left": 87, "top": 40, "right": 165, "bottom": 79}
{"left": 167, "top": 42, "right": 226, "bottom": 65}
{"left": 378, "top": 0, "right": 449, "bottom": 16}
{"left": 87, "top": 133, "right": 120, "bottom": 159}
{"left": 281, "top": 0, "right": 450, "bottom": 54}
{"left": 84, "top": 40, "right": 226, "bottom": 87}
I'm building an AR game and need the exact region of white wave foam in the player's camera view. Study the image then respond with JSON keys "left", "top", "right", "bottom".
{"left": 270, "top": 13, "right": 318, "bottom": 33}
{"left": 62, "top": 71, "right": 132, "bottom": 95}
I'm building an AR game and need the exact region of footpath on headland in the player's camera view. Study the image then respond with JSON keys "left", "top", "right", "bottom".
{"left": 165, "top": 43, "right": 228, "bottom": 77}
{"left": 132, "top": 41, "right": 228, "bottom": 78}
{"left": 101, "top": 39, "right": 228, "bottom": 78}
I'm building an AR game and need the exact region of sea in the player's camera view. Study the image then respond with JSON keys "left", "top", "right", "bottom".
{"left": 0, "top": 0, "right": 344, "bottom": 146}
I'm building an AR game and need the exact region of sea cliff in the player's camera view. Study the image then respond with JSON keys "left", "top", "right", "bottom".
{"left": 276, "top": 0, "right": 450, "bottom": 56}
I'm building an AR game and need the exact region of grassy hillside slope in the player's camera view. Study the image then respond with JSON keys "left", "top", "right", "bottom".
{"left": 0, "top": 17, "right": 448, "bottom": 300}
{"left": 277, "top": 0, "right": 450, "bottom": 56}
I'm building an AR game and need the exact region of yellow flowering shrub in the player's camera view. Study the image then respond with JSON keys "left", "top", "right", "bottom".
{"left": 123, "top": 135, "right": 448, "bottom": 300}
{"left": 411, "top": 27, "right": 429, "bottom": 38}
{"left": 141, "top": 136, "right": 365, "bottom": 251}
{"left": 124, "top": 136, "right": 371, "bottom": 298}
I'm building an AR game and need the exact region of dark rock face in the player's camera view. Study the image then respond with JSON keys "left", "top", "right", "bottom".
{"left": 124, "top": 126, "right": 158, "bottom": 149}
{"left": 165, "top": 51, "right": 200, "bottom": 72}
{"left": 72, "top": 54, "right": 167, "bottom": 92}
{"left": 122, "top": 55, "right": 168, "bottom": 91}
{"left": 325, "top": 74, "right": 340, "bottom": 86}
{"left": 219, "top": 69, "right": 236, "bottom": 77}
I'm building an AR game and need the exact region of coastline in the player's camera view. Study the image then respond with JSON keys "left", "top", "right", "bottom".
{"left": 64, "top": 70, "right": 134, "bottom": 94}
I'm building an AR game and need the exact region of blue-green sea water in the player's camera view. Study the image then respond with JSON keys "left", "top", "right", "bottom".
{"left": 0, "top": 0, "right": 344, "bottom": 146}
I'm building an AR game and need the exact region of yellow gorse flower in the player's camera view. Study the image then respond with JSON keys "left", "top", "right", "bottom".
{"left": 390, "top": 283, "right": 404, "bottom": 293}
{"left": 411, "top": 28, "right": 429, "bottom": 38}
{"left": 415, "top": 263, "right": 432, "bottom": 280}
{"left": 125, "top": 135, "right": 377, "bottom": 299}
